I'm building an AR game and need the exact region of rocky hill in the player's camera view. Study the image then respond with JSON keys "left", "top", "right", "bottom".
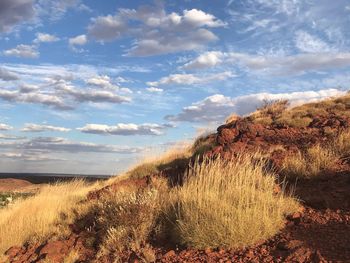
{"left": 3, "top": 95, "right": 350, "bottom": 263}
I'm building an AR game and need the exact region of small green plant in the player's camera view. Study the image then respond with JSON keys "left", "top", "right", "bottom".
{"left": 0, "top": 192, "right": 35, "bottom": 208}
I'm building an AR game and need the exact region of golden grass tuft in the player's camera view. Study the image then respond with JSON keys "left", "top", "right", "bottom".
{"left": 166, "top": 155, "right": 299, "bottom": 249}
{"left": 282, "top": 144, "right": 337, "bottom": 178}
{"left": 0, "top": 180, "right": 96, "bottom": 254}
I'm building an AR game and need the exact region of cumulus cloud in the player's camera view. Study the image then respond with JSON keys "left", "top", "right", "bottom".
{"left": 68, "top": 34, "right": 87, "bottom": 46}
{"left": 3, "top": 44, "right": 39, "bottom": 58}
{"left": 182, "top": 51, "right": 350, "bottom": 76}
{"left": 88, "top": 15, "right": 126, "bottom": 41}
{"left": 147, "top": 71, "right": 235, "bottom": 87}
{"left": 21, "top": 123, "right": 71, "bottom": 132}
{"left": 182, "top": 51, "right": 224, "bottom": 70}
{"left": 0, "top": 89, "right": 71, "bottom": 110}
{"left": 0, "top": 123, "right": 13, "bottom": 131}
{"left": 166, "top": 88, "right": 346, "bottom": 123}
{"left": 87, "top": 6, "right": 226, "bottom": 56}
{"left": 86, "top": 75, "right": 114, "bottom": 89}
{"left": 78, "top": 123, "right": 173, "bottom": 136}
{"left": 0, "top": 66, "right": 133, "bottom": 110}
{"left": 34, "top": 32, "right": 59, "bottom": 43}
{"left": 146, "top": 87, "right": 163, "bottom": 93}
{"left": 0, "top": 136, "right": 143, "bottom": 154}
{"left": 0, "top": 0, "right": 35, "bottom": 33}
{"left": 0, "top": 67, "right": 19, "bottom": 81}
{"left": 58, "top": 82, "right": 131, "bottom": 104}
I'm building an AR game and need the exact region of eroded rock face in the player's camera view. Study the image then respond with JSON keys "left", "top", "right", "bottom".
{"left": 208, "top": 115, "right": 350, "bottom": 168}
{"left": 4, "top": 233, "right": 95, "bottom": 263}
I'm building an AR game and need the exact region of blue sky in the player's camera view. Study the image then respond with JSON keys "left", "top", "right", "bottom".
{"left": 1, "top": 0, "right": 350, "bottom": 175}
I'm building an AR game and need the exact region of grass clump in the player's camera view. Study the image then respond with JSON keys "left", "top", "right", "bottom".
{"left": 166, "top": 155, "right": 298, "bottom": 249}
{"left": 92, "top": 177, "right": 167, "bottom": 261}
{"left": 282, "top": 144, "right": 337, "bottom": 178}
{"left": 250, "top": 99, "right": 289, "bottom": 125}
{"left": 0, "top": 180, "right": 95, "bottom": 254}
{"left": 333, "top": 129, "right": 350, "bottom": 157}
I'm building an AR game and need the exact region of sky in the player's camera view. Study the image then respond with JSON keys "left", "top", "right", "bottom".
{"left": 1, "top": 0, "right": 350, "bottom": 175}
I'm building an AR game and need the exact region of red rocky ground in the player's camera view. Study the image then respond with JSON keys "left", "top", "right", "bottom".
{"left": 4, "top": 114, "right": 350, "bottom": 263}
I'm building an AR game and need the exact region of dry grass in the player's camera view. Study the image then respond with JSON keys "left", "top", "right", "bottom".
{"left": 0, "top": 180, "right": 96, "bottom": 254}
{"left": 166, "top": 155, "right": 299, "bottom": 249}
{"left": 282, "top": 144, "right": 337, "bottom": 178}
{"left": 63, "top": 249, "right": 80, "bottom": 263}
{"left": 250, "top": 99, "right": 289, "bottom": 125}
{"left": 248, "top": 94, "right": 350, "bottom": 128}
{"left": 333, "top": 129, "right": 350, "bottom": 157}
{"left": 93, "top": 177, "right": 168, "bottom": 260}
{"left": 225, "top": 113, "right": 240, "bottom": 124}
{"left": 126, "top": 143, "right": 192, "bottom": 179}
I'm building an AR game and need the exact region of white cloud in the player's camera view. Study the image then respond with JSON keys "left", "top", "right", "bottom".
{"left": 58, "top": 81, "right": 131, "bottom": 104}
{"left": 0, "top": 123, "right": 13, "bottom": 131}
{"left": 182, "top": 9, "right": 227, "bottom": 27}
{"left": 147, "top": 71, "right": 235, "bottom": 87}
{"left": 0, "top": 67, "right": 19, "bottom": 81}
{"left": 21, "top": 123, "right": 71, "bottom": 132}
{"left": 166, "top": 88, "right": 346, "bottom": 123}
{"left": 0, "top": 65, "right": 134, "bottom": 110}
{"left": 0, "top": 136, "right": 142, "bottom": 154}
{"left": 88, "top": 15, "right": 126, "bottom": 41}
{"left": 86, "top": 75, "right": 114, "bottom": 89}
{"left": 68, "top": 34, "right": 87, "bottom": 46}
{"left": 87, "top": 6, "right": 226, "bottom": 56}
{"left": 182, "top": 51, "right": 224, "bottom": 70}
{"left": 78, "top": 123, "right": 172, "bottom": 136}
{"left": 146, "top": 87, "right": 163, "bottom": 93}
{"left": 295, "top": 30, "right": 333, "bottom": 53}
{"left": 0, "top": 152, "right": 66, "bottom": 162}
{"left": 0, "top": 0, "right": 35, "bottom": 33}
{"left": 34, "top": 32, "right": 59, "bottom": 43}
{"left": 3, "top": 44, "right": 39, "bottom": 58}
{"left": 182, "top": 51, "right": 350, "bottom": 76}
{"left": 0, "top": 88, "right": 71, "bottom": 110}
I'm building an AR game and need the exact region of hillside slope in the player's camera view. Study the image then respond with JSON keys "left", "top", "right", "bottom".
{"left": 3, "top": 94, "right": 350, "bottom": 263}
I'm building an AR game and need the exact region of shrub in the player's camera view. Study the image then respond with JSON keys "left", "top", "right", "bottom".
{"left": 166, "top": 155, "right": 298, "bottom": 249}
{"left": 282, "top": 144, "right": 337, "bottom": 178}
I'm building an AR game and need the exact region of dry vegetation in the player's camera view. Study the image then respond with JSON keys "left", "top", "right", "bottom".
{"left": 166, "top": 155, "right": 298, "bottom": 249}
{"left": 282, "top": 129, "right": 350, "bottom": 178}
{"left": 0, "top": 180, "right": 96, "bottom": 254}
{"left": 93, "top": 177, "right": 167, "bottom": 261}
{"left": 4, "top": 95, "right": 350, "bottom": 260}
{"left": 251, "top": 94, "right": 350, "bottom": 128}
{"left": 125, "top": 144, "right": 193, "bottom": 179}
